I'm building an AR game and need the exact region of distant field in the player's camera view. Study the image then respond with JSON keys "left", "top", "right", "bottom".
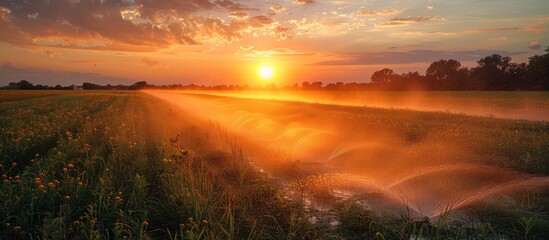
{"left": 184, "top": 90, "right": 549, "bottom": 121}
{"left": 1, "top": 90, "right": 549, "bottom": 239}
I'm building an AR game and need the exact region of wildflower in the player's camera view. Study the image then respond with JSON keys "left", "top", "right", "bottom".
{"left": 38, "top": 184, "right": 45, "bottom": 190}
{"left": 34, "top": 177, "right": 41, "bottom": 183}
{"left": 35, "top": 153, "right": 40, "bottom": 158}
{"left": 14, "top": 175, "right": 20, "bottom": 181}
{"left": 48, "top": 182, "right": 55, "bottom": 188}
{"left": 14, "top": 225, "right": 21, "bottom": 232}
{"left": 2, "top": 174, "right": 7, "bottom": 179}
{"left": 65, "top": 195, "right": 71, "bottom": 201}
{"left": 5, "top": 223, "right": 10, "bottom": 228}
{"left": 90, "top": 219, "right": 96, "bottom": 225}
{"left": 67, "top": 163, "right": 74, "bottom": 168}
{"left": 115, "top": 196, "right": 122, "bottom": 201}
{"left": 73, "top": 220, "right": 80, "bottom": 225}
{"left": 63, "top": 167, "right": 68, "bottom": 172}
{"left": 11, "top": 162, "right": 16, "bottom": 167}
{"left": 143, "top": 220, "right": 149, "bottom": 225}
{"left": 202, "top": 220, "right": 208, "bottom": 224}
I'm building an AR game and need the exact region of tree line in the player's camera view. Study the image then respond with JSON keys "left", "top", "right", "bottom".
{"left": 367, "top": 47, "right": 548, "bottom": 91}
{"left": 2, "top": 47, "right": 547, "bottom": 91}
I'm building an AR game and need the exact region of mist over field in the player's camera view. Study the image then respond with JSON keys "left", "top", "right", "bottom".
{"left": 174, "top": 90, "right": 549, "bottom": 121}
{"left": 147, "top": 90, "right": 549, "bottom": 218}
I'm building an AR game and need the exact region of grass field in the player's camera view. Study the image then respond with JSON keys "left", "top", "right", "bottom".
{"left": 1, "top": 90, "right": 548, "bottom": 239}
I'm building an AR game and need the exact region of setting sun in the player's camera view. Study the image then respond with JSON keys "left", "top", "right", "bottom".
{"left": 259, "top": 66, "right": 275, "bottom": 80}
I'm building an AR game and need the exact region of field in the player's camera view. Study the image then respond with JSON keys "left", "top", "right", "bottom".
{"left": 1, "top": 90, "right": 548, "bottom": 239}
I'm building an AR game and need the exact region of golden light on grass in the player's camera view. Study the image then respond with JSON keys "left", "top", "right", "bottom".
{"left": 258, "top": 66, "right": 274, "bottom": 80}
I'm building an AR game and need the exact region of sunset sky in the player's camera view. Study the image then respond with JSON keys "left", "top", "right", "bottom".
{"left": 0, "top": 0, "right": 548, "bottom": 86}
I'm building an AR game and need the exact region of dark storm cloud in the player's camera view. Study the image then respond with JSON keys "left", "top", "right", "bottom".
{"left": 312, "top": 50, "right": 522, "bottom": 66}
{"left": 0, "top": 0, "right": 256, "bottom": 51}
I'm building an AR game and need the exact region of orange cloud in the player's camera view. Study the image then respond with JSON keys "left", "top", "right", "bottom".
{"left": 270, "top": 5, "right": 286, "bottom": 13}
{"left": 529, "top": 40, "right": 541, "bottom": 49}
{"left": 378, "top": 16, "right": 444, "bottom": 26}
{"left": 140, "top": 57, "right": 165, "bottom": 68}
{"left": 229, "top": 11, "right": 249, "bottom": 20}
{"left": 293, "top": 0, "right": 315, "bottom": 5}
{"left": 356, "top": 9, "right": 404, "bottom": 16}
{"left": 0, "top": 0, "right": 265, "bottom": 52}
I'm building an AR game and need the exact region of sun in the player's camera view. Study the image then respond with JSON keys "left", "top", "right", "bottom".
{"left": 259, "top": 66, "right": 275, "bottom": 80}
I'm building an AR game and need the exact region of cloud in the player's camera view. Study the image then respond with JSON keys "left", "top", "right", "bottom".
{"left": 356, "top": 9, "right": 404, "bottom": 16}
{"left": 270, "top": 5, "right": 286, "bottom": 13}
{"left": 467, "top": 27, "right": 520, "bottom": 33}
{"left": 393, "top": 31, "right": 455, "bottom": 36}
{"left": 228, "top": 11, "right": 249, "bottom": 20}
{"left": 289, "top": 14, "right": 368, "bottom": 37}
{"left": 248, "top": 15, "right": 275, "bottom": 25}
{"left": 239, "top": 46, "right": 254, "bottom": 51}
{"left": 491, "top": 36, "right": 508, "bottom": 41}
{"left": 529, "top": 40, "right": 541, "bottom": 49}
{"left": 243, "top": 48, "right": 313, "bottom": 58}
{"left": 0, "top": 0, "right": 265, "bottom": 52}
{"left": 293, "top": 0, "right": 315, "bottom": 5}
{"left": 378, "top": 16, "right": 443, "bottom": 26}
{"left": 140, "top": 57, "right": 165, "bottom": 68}
{"left": 312, "top": 49, "right": 522, "bottom": 66}
{"left": 43, "top": 49, "right": 56, "bottom": 57}
{"left": 523, "top": 25, "right": 547, "bottom": 34}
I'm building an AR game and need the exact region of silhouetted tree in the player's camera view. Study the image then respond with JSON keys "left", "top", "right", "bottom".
{"left": 395, "top": 71, "right": 426, "bottom": 90}
{"left": 371, "top": 68, "right": 395, "bottom": 84}
{"left": 426, "top": 59, "right": 468, "bottom": 90}
{"left": 129, "top": 81, "right": 148, "bottom": 90}
{"left": 310, "top": 81, "right": 323, "bottom": 90}
{"left": 16, "top": 80, "right": 34, "bottom": 89}
{"left": 301, "top": 81, "right": 311, "bottom": 90}
{"left": 471, "top": 54, "right": 517, "bottom": 90}
{"left": 525, "top": 47, "right": 549, "bottom": 90}
{"left": 82, "top": 82, "right": 99, "bottom": 90}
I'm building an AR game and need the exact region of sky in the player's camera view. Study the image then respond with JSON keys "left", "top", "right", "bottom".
{"left": 0, "top": 0, "right": 548, "bottom": 87}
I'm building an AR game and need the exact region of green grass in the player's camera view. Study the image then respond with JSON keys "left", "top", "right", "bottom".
{"left": 1, "top": 90, "right": 548, "bottom": 239}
